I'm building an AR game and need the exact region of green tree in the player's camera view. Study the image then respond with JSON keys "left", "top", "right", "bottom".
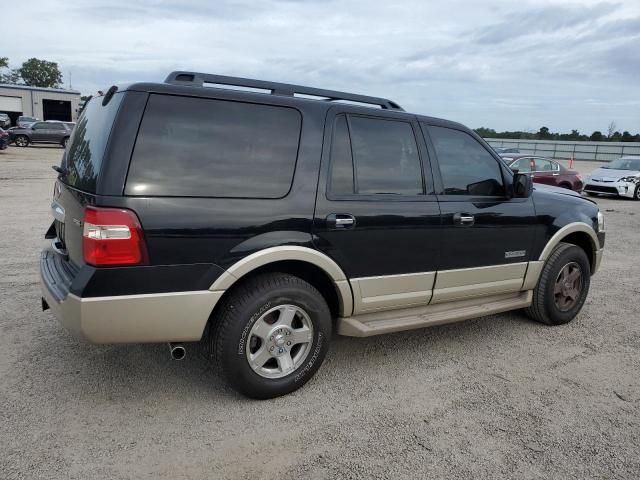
{"left": 474, "top": 127, "right": 497, "bottom": 137}
{"left": 621, "top": 131, "right": 634, "bottom": 142}
{"left": 18, "top": 58, "right": 62, "bottom": 88}
{"left": 537, "top": 126, "right": 551, "bottom": 140}
{"left": 0, "top": 57, "right": 7, "bottom": 69}
{"left": 589, "top": 131, "right": 603, "bottom": 141}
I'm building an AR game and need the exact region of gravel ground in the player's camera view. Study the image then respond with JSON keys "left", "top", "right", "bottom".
{"left": 1, "top": 146, "right": 639, "bottom": 479}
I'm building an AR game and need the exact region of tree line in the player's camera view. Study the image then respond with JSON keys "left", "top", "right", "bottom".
{"left": 1, "top": 57, "right": 63, "bottom": 88}
{"left": 475, "top": 123, "right": 640, "bottom": 143}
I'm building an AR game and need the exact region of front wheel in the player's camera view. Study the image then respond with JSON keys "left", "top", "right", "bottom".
{"left": 212, "top": 273, "right": 331, "bottom": 399}
{"left": 14, "top": 135, "right": 29, "bottom": 147}
{"left": 525, "top": 242, "right": 591, "bottom": 325}
{"left": 62, "top": 137, "right": 69, "bottom": 148}
{"left": 634, "top": 185, "right": 640, "bottom": 201}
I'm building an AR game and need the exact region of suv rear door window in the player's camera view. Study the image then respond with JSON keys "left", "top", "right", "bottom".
{"left": 427, "top": 125, "right": 505, "bottom": 196}
{"left": 328, "top": 115, "right": 423, "bottom": 196}
{"left": 126, "top": 94, "right": 302, "bottom": 198}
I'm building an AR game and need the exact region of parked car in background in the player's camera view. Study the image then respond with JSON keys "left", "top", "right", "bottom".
{"left": 504, "top": 155, "right": 583, "bottom": 191}
{"left": 494, "top": 147, "right": 520, "bottom": 154}
{"left": 10, "top": 121, "right": 72, "bottom": 148}
{"left": 583, "top": 156, "right": 640, "bottom": 200}
{"left": 17, "top": 116, "right": 39, "bottom": 128}
{"left": 0, "top": 113, "right": 11, "bottom": 129}
{"left": 45, "top": 120, "right": 76, "bottom": 130}
{"left": 0, "top": 128, "right": 9, "bottom": 150}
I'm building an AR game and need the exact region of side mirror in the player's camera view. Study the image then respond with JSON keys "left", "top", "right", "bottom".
{"left": 512, "top": 172, "right": 533, "bottom": 198}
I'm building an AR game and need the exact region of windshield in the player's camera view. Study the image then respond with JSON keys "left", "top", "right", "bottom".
{"left": 62, "top": 93, "right": 123, "bottom": 192}
{"left": 602, "top": 158, "right": 640, "bottom": 170}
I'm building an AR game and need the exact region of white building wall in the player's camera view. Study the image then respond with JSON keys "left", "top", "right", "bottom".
{"left": 0, "top": 85, "right": 81, "bottom": 121}
{"left": 485, "top": 138, "right": 640, "bottom": 162}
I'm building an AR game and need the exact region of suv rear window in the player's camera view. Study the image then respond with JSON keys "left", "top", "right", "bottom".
{"left": 63, "top": 94, "right": 123, "bottom": 193}
{"left": 126, "top": 94, "right": 302, "bottom": 198}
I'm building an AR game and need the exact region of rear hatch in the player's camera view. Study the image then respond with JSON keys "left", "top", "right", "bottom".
{"left": 51, "top": 93, "right": 124, "bottom": 267}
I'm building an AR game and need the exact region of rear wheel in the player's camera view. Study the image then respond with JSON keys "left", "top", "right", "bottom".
{"left": 212, "top": 273, "right": 331, "bottom": 399}
{"left": 525, "top": 242, "right": 591, "bottom": 325}
{"left": 634, "top": 185, "right": 640, "bottom": 201}
{"left": 14, "top": 135, "right": 29, "bottom": 147}
{"left": 559, "top": 183, "right": 572, "bottom": 190}
{"left": 62, "top": 137, "right": 69, "bottom": 148}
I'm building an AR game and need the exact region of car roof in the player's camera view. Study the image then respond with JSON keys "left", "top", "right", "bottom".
{"left": 117, "top": 76, "right": 467, "bottom": 132}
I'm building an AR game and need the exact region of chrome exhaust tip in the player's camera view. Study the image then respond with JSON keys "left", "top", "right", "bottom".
{"left": 169, "top": 343, "right": 186, "bottom": 361}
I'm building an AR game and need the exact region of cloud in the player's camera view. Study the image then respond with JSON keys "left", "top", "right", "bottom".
{"left": 3, "top": 0, "right": 639, "bottom": 133}
{"left": 473, "top": 2, "right": 620, "bottom": 45}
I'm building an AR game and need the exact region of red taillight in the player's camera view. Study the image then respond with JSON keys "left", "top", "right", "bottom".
{"left": 82, "top": 207, "right": 148, "bottom": 266}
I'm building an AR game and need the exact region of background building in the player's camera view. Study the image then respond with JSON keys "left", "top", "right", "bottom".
{"left": 0, "top": 84, "right": 81, "bottom": 126}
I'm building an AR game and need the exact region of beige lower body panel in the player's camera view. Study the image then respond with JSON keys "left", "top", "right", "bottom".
{"left": 431, "top": 262, "right": 527, "bottom": 303}
{"left": 337, "top": 291, "right": 533, "bottom": 337}
{"left": 351, "top": 271, "right": 435, "bottom": 314}
{"left": 594, "top": 248, "right": 604, "bottom": 274}
{"left": 42, "top": 284, "right": 221, "bottom": 344}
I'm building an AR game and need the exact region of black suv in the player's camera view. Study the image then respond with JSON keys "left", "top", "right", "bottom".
{"left": 41, "top": 71, "right": 605, "bottom": 399}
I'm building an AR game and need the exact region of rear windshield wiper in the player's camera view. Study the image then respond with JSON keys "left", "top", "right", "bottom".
{"left": 52, "top": 165, "right": 68, "bottom": 177}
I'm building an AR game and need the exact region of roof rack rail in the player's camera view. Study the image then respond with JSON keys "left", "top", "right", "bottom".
{"left": 164, "top": 71, "right": 404, "bottom": 111}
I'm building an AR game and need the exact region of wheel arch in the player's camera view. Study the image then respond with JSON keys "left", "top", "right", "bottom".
{"left": 209, "top": 246, "right": 354, "bottom": 317}
{"left": 539, "top": 222, "right": 599, "bottom": 273}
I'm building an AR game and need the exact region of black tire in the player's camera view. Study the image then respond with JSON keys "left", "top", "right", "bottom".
{"left": 559, "top": 183, "right": 572, "bottom": 190}
{"left": 14, "top": 135, "right": 29, "bottom": 147}
{"left": 525, "top": 242, "right": 591, "bottom": 325}
{"left": 212, "top": 273, "right": 331, "bottom": 399}
{"left": 62, "top": 137, "right": 69, "bottom": 148}
{"left": 634, "top": 185, "right": 640, "bottom": 201}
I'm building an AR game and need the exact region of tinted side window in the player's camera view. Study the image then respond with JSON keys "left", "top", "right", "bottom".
{"left": 428, "top": 126, "right": 504, "bottom": 196}
{"left": 328, "top": 115, "right": 354, "bottom": 195}
{"left": 32, "top": 123, "right": 47, "bottom": 130}
{"left": 126, "top": 95, "right": 302, "bottom": 198}
{"left": 349, "top": 116, "right": 422, "bottom": 195}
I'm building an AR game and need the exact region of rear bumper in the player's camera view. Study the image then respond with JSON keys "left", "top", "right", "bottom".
{"left": 40, "top": 248, "right": 222, "bottom": 344}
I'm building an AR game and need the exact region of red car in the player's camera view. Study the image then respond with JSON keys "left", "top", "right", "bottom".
{"left": 503, "top": 155, "right": 583, "bottom": 191}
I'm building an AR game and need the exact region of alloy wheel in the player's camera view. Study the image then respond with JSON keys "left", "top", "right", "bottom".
{"left": 245, "top": 304, "right": 314, "bottom": 379}
{"left": 554, "top": 262, "right": 583, "bottom": 312}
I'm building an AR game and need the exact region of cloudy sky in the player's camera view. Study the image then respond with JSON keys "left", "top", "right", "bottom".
{"left": 4, "top": 0, "right": 639, "bottom": 133}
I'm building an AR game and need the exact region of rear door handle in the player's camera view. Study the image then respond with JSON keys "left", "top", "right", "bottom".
{"left": 326, "top": 214, "right": 355, "bottom": 229}
{"left": 453, "top": 213, "right": 475, "bottom": 226}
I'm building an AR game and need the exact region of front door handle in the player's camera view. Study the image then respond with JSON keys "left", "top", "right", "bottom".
{"left": 326, "top": 213, "right": 356, "bottom": 230}
{"left": 453, "top": 213, "right": 475, "bottom": 226}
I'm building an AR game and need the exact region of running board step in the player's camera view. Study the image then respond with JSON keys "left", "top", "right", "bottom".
{"left": 337, "top": 291, "right": 533, "bottom": 337}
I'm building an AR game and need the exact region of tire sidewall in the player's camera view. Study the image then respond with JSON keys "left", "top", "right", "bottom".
{"left": 634, "top": 185, "right": 640, "bottom": 201}
{"left": 542, "top": 246, "right": 591, "bottom": 324}
{"left": 221, "top": 284, "right": 330, "bottom": 398}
